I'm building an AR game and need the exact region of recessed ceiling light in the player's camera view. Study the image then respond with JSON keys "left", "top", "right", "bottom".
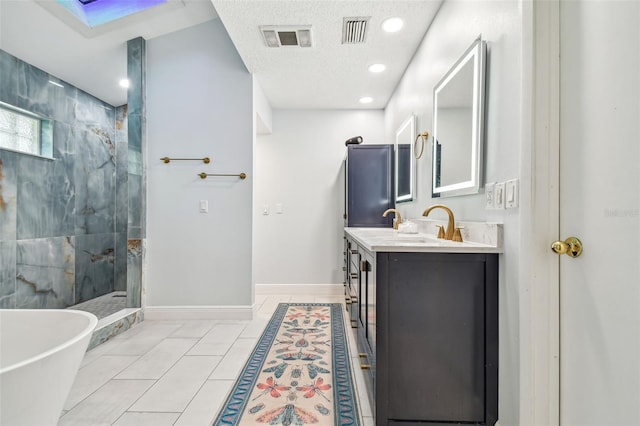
{"left": 382, "top": 17, "right": 404, "bottom": 33}
{"left": 119, "top": 79, "right": 130, "bottom": 88}
{"left": 368, "top": 64, "right": 386, "bottom": 73}
{"left": 359, "top": 97, "right": 373, "bottom": 104}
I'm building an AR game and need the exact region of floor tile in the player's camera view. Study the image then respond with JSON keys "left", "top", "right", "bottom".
{"left": 59, "top": 379, "right": 154, "bottom": 426}
{"left": 238, "top": 317, "right": 269, "bottom": 339}
{"left": 64, "top": 355, "right": 140, "bottom": 410}
{"left": 104, "top": 323, "right": 184, "bottom": 355}
{"left": 113, "top": 412, "right": 180, "bottom": 425}
{"left": 209, "top": 338, "right": 257, "bottom": 380}
{"left": 174, "top": 379, "right": 234, "bottom": 426}
{"left": 170, "top": 320, "right": 217, "bottom": 338}
{"left": 115, "top": 338, "right": 199, "bottom": 380}
{"left": 315, "top": 295, "right": 344, "bottom": 303}
{"left": 113, "top": 320, "right": 183, "bottom": 341}
{"left": 187, "top": 323, "right": 246, "bottom": 356}
{"left": 289, "top": 295, "right": 315, "bottom": 302}
{"left": 363, "top": 415, "right": 375, "bottom": 426}
{"left": 129, "top": 355, "right": 222, "bottom": 412}
{"left": 80, "top": 337, "right": 119, "bottom": 368}
{"left": 257, "top": 295, "right": 289, "bottom": 316}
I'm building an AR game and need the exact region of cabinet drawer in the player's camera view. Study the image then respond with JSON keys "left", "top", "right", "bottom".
{"left": 357, "top": 327, "right": 375, "bottom": 414}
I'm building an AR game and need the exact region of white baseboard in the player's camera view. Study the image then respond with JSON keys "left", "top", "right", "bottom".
{"left": 256, "top": 284, "right": 344, "bottom": 296}
{"left": 144, "top": 305, "right": 256, "bottom": 320}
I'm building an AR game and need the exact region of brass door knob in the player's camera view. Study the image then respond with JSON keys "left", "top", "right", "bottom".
{"left": 551, "top": 237, "right": 583, "bottom": 258}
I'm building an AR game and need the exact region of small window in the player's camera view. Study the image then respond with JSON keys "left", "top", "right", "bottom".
{"left": 0, "top": 103, "right": 53, "bottom": 158}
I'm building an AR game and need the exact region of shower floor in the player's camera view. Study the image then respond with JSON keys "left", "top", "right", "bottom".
{"left": 69, "top": 291, "right": 127, "bottom": 319}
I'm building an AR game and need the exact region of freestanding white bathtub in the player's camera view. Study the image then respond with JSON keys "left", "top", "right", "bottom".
{"left": 0, "top": 309, "right": 98, "bottom": 426}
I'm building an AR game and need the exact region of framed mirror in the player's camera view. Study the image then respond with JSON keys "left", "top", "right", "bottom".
{"left": 395, "top": 114, "right": 416, "bottom": 203}
{"left": 432, "top": 36, "right": 486, "bottom": 197}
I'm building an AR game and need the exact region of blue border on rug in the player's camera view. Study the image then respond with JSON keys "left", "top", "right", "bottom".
{"left": 211, "top": 303, "right": 361, "bottom": 426}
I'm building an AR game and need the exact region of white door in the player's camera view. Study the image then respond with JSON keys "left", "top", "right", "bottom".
{"left": 559, "top": 1, "right": 640, "bottom": 424}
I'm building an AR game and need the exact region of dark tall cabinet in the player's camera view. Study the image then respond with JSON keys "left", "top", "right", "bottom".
{"left": 345, "top": 144, "right": 394, "bottom": 227}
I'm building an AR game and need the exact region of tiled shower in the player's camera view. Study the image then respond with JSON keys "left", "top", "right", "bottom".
{"left": 0, "top": 44, "right": 144, "bottom": 327}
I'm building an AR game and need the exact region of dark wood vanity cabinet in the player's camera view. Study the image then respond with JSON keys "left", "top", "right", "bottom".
{"left": 345, "top": 234, "right": 498, "bottom": 426}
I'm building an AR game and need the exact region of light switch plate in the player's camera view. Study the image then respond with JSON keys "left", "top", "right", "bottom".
{"left": 506, "top": 179, "right": 519, "bottom": 208}
{"left": 485, "top": 183, "right": 496, "bottom": 209}
{"left": 262, "top": 204, "right": 269, "bottom": 215}
{"left": 199, "top": 200, "right": 208, "bottom": 213}
{"left": 495, "top": 182, "right": 505, "bottom": 209}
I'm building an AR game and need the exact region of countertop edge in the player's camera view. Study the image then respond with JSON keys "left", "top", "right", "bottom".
{"left": 345, "top": 227, "right": 504, "bottom": 254}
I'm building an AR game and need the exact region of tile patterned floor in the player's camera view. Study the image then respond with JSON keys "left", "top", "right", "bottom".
{"left": 59, "top": 295, "right": 374, "bottom": 426}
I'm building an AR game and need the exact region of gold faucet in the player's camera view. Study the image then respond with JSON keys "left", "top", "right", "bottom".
{"left": 422, "top": 204, "right": 455, "bottom": 240}
{"left": 382, "top": 208, "right": 402, "bottom": 230}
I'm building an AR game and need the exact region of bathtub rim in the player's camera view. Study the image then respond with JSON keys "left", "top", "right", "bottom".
{"left": 0, "top": 309, "right": 98, "bottom": 375}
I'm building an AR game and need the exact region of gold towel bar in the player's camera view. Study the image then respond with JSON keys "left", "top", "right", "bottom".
{"left": 198, "top": 172, "right": 247, "bottom": 180}
{"left": 161, "top": 157, "right": 210, "bottom": 164}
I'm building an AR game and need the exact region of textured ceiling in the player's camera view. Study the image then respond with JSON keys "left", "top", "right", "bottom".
{"left": 0, "top": 0, "right": 442, "bottom": 110}
{"left": 212, "top": 1, "right": 443, "bottom": 109}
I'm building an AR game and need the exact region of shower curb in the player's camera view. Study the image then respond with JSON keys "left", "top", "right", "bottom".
{"left": 87, "top": 308, "right": 143, "bottom": 350}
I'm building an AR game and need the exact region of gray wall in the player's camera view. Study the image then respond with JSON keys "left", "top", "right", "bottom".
{"left": 145, "top": 19, "right": 253, "bottom": 307}
{"left": 0, "top": 49, "right": 127, "bottom": 309}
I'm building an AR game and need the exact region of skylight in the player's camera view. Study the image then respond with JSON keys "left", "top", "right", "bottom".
{"left": 56, "top": 0, "right": 167, "bottom": 28}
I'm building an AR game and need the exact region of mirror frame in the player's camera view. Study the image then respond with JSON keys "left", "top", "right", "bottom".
{"left": 432, "top": 36, "right": 486, "bottom": 198}
{"left": 395, "top": 114, "right": 416, "bottom": 203}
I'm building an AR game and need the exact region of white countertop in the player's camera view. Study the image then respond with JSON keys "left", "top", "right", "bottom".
{"left": 345, "top": 222, "right": 503, "bottom": 254}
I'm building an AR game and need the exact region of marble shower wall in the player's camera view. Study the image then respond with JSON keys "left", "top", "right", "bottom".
{"left": 0, "top": 49, "right": 129, "bottom": 309}
{"left": 126, "top": 37, "right": 145, "bottom": 308}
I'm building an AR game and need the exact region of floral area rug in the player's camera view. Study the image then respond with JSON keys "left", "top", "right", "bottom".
{"left": 212, "top": 303, "right": 361, "bottom": 426}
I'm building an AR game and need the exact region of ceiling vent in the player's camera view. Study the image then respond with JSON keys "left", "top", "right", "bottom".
{"left": 260, "top": 26, "right": 313, "bottom": 48}
{"left": 342, "top": 17, "right": 370, "bottom": 44}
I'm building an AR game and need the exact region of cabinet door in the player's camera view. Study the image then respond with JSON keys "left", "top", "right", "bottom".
{"left": 379, "top": 253, "right": 491, "bottom": 424}
{"left": 346, "top": 145, "right": 395, "bottom": 227}
{"left": 346, "top": 240, "right": 359, "bottom": 327}
{"left": 364, "top": 252, "right": 376, "bottom": 357}
{"left": 358, "top": 257, "right": 367, "bottom": 331}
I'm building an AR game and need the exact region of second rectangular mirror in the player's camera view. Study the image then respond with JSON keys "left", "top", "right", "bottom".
{"left": 395, "top": 114, "right": 416, "bottom": 203}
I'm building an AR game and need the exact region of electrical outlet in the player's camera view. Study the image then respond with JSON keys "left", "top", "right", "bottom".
{"left": 506, "top": 179, "right": 519, "bottom": 209}
{"left": 485, "top": 183, "right": 495, "bottom": 209}
{"left": 495, "top": 182, "right": 505, "bottom": 209}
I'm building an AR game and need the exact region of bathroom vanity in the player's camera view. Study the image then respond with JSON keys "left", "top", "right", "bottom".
{"left": 344, "top": 223, "right": 501, "bottom": 426}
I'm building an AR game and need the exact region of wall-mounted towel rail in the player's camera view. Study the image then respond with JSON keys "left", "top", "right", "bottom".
{"left": 161, "top": 157, "right": 210, "bottom": 164}
{"left": 198, "top": 172, "right": 247, "bottom": 180}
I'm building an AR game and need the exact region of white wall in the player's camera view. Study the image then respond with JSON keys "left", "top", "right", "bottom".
{"left": 146, "top": 19, "right": 253, "bottom": 307}
{"left": 253, "top": 77, "right": 272, "bottom": 135}
{"left": 384, "top": 1, "right": 525, "bottom": 424}
{"left": 254, "top": 110, "right": 384, "bottom": 285}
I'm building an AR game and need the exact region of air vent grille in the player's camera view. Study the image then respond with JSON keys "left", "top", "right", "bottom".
{"left": 260, "top": 26, "right": 313, "bottom": 48}
{"left": 342, "top": 17, "right": 370, "bottom": 44}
